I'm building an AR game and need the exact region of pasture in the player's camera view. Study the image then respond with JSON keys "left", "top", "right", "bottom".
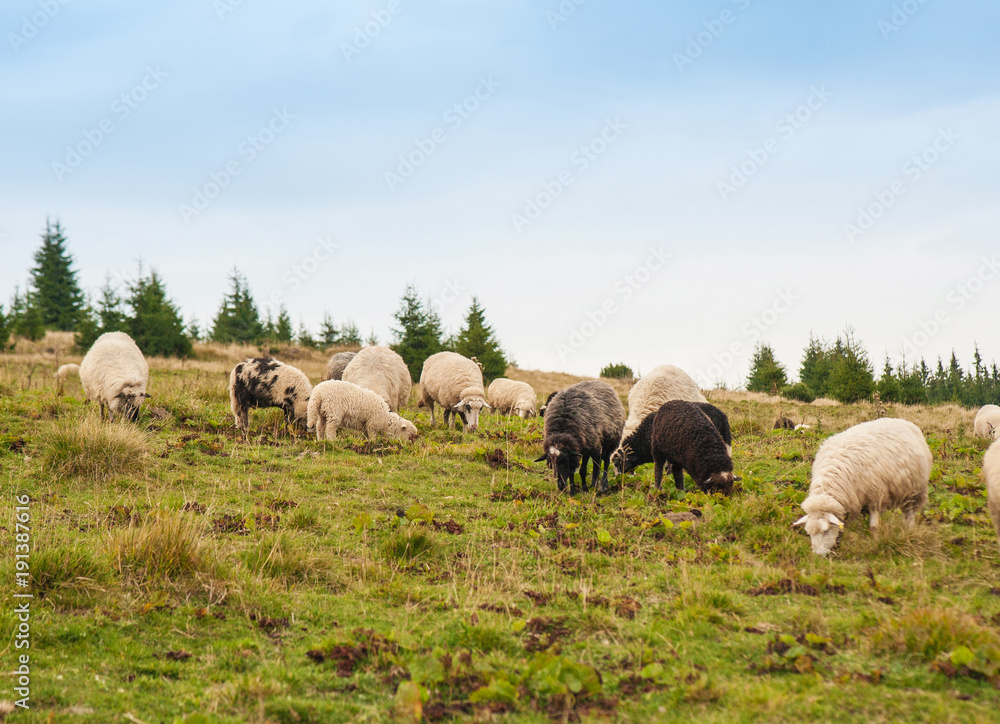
{"left": 2, "top": 337, "right": 1000, "bottom": 723}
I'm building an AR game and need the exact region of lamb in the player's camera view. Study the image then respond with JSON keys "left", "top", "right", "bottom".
{"left": 983, "top": 439, "right": 1000, "bottom": 551}
{"left": 307, "top": 380, "right": 417, "bottom": 442}
{"left": 648, "top": 400, "right": 735, "bottom": 495}
{"left": 619, "top": 365, "right": 706, "bottom": 443}
{"left": 535, "top": 380, "right": 625, "bottom": 494}
{"left": 793, "top": 418, "right": 931, "bottom": 556}
{"left": 487, "top": 379, "right": 537, "bottom": 418}
{"left": 613, "top": 401, "right": 732, "bottom": 474}
{"left": 342, "top": 346, "right": 411, "bottom": 411}
{"left": 55, "top": 363, "right": 80, "bottom": 393}
{"left": 974, "top": 404, "right": 1000, "bottom": 439}
{"left": 323, "top": 351, "right": 357, "bottom": 381}
{"left": 229, "top": 357, "right": 313, "bottom": 434}
{"left": 419, "top": 351, "right": 490, "bottom": 432}
{"left": 79, "top": 332, "right": 149, "bottom": 421}
{"left": 539, "top": 391, "right": 560, "bottom": 417}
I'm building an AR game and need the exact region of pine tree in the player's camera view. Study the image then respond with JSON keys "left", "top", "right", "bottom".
{"left": 272, "top": 306, "right": 294, "bottom": 343}
{"left": 799, "top": 334, "right": 832, "bottom": 398}
{"left": 8, "top": 286, "right": 45, "bottom": 341}
{"left": 297, "top": 321, "right": 318, "bottom": 349}
{"left": 186, "top": 316, "right": 202, "bottom": 341}
{"left": 319, "top": 312, "right": 340, "bottom": 347}
{"left": 825, "top": 328, "right": 874, "bottom": 403}
{"left": 0, "top": 304, "right": 9, "bottom": 348}
{"left": 127, "top": 269, "right": 193, "bottom": 357}
{"left": 390, "top": 283, "right": 443, "bottom": 379}
{"left": 366, "top": 328, "right": 379, "bottom": 347}
{"left": 453, "top": 297, "right": 507, "bottom": 382}
{"left": 29, "top": 219, "right": 84, "bottom": 331}
{"left": 340, "top": 321, "right": 362, "bottom": 347}
{"left": 96, "top": 276, "right": 127, "bottom": 332}
{"left": 210, "top": 269, "right": 263, "bottom": 343}
{"left": 73, "top": 302, "right": 102, "bottom": 352}
{"left": 876, "top": 356, "right": 900, "bottom": 403}
{"left": 745, "top": 343, "right": 787, "bottom": 393}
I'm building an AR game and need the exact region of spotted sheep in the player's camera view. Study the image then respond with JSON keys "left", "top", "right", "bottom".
{"left": 229, "top": 357, "right": 313, "bottom": 435}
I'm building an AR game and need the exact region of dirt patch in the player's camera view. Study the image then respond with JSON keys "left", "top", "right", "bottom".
{"left": 182, "top": 501, "right": 207, "bottom": 514}
{"left": 490, "top": 487, "right": 548, "bottom": 502}
{"left": 305, "top": 629, "right": 397, "bottom": 677}
{"left": 212, "top": 514, "right": 249, "bottom": 535}
{"left": 746, "top": 579, "right": 819, "bottom": 597}
{"left": 164, "top": 650, "right": 192, "bottom": 661}
{"left": 254, "top": 513, "right": 280, "bottom": 530}
{"left": 524, "top": 590, "right": 552, "bottom": 606}
{"left": 432, "top": 519, "right": 464, "bottom": 535}
{"left": 523, "top": 616, "right": 570, "bottom": 652}
{"left": 267, "top": 498, "right": 298, "bottom": 511}
{"left": 250, "top": 613, "right": 289, "bottom": 631}
{"left": 105, "top": 505, "right": 140, "bottom": 528}
{"left": 613, "top": 597, "right": 642, "bottom": 619}
{"left": 483, "top": 448, "right": 529, "bottom": 471}
{"left": 479, "top": 602, "right": 524, "bottom": 617}
{"left": 5, "top": 436, "right": 27, "bottom": 453}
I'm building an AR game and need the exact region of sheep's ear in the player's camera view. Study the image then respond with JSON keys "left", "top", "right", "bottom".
{"left": 533, "top": 454, "right": 547, "bottom": 463}
{"left": 481, "top": 401, "right": 491, "bottom": 410}
{"left": 792, "top": 515, "right": 808, "bottom": 527}
{"left": 452, "top": 398, "right": 469, "bottom": 410}
{"left": 826, "top": 513, "right": 844, "bottom": 528}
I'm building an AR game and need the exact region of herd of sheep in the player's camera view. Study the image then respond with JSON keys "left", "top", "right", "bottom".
{"left": 64, "top": 331, "right": 1000, "bottom": 556}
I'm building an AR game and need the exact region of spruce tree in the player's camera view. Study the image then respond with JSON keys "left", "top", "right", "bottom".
{"left": 8, "top": 287, "right": 45, "bottom": 341}
{"left": 210, "top": 269, "right": 263, "bottom": 343}
{"left": 73, "top": 303, "right": 102, "bottom": 352}
{"left": 453, "top": 297, "right": 507, "bottom": 382}
{"left": 297, "top": 321, "right": 318, "bottom": 349}
{"left": 96, "top": 276, "right": 127, "bottom": 332}
{"left": 319, "top": 312, "right": 340, "bottom": 347}
{"left": 390, "top": 283, "right": 443, "bottom": 379}
{"left": 340, "top": 321, "right": 362, "bottom": 347}
{"left": 746, "top": 343, "right": 787, "bottom": 393}
{"left": 0, "top": 304, "right": 9, "bottom": 348}
{"left": 127, "top": 270, "right": 193, "bottom": 357}
{"left": 274, "top": 307, "right": 294, "bottom": 343}
{"left": 29, "top": 219, "right": 84, "bottom": 331}
{"left": 799, "top": 334, "right": 832, "bottom": 397}
{"left": 825, "top": 328, "right": 874, "bottom": 403}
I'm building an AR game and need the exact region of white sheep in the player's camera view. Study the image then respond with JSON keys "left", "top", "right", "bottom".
{"left": 419, "top": 351, "right": 490, "bottom": 432}
{"left": 55, "top": 363, "right": 80, "bottom": 393}
{"left": 307, "top": 380, "right": 417, "bottom": 441}
{"left": 341, "top": 346, "right": 411, "bottom": 411}
{"left": 79, "top": 332, "right": 149, "bottom": 421}
{"left": 324, "top": 351, "right": 357, "bottom": 381}
{"left": 983, "top": 439, "right": 1000, "bottom": 551}
{"left": 794, "top": 418, "right": 931, "bottom": 555}
{"left": 620, "top": 365, "right": 706, "bottom": 442}
{"left": 974, "top": 404, "right": 1000, "bottom": 439}
{"left": 487, "top": 379, "right": 537, "bottom": 419}
{"left": 229, "top": 357, "right": 313, "bottom": 434}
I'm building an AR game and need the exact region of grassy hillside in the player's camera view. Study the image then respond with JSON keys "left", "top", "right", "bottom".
{"left": 2, "top": 335, "right": 999, "bottom": 723}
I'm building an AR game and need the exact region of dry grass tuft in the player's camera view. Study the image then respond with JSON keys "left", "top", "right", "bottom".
{"left": 41, "top": 415, "right": 150, "bottom": 480}
{"left": 872, "top": 607, "right": 999, "bottom": 660}
{"left": 242, "top": 532, "right": 335, "bottom": 586}
{"left": 29, "top": 544, "right": 112, "bottom": 605}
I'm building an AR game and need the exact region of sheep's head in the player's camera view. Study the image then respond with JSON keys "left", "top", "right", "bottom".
{"left": 291, "top": 392, "right": 311, "bottom": 429}
{"left": 516, "top": 405, "right": 537, "bottom": 419}
{"left": 394, "top": 417, "right": 418, "bottom": 442}
{"left": 453, "top": 396, "right": 489, "bottom": 432}
{"left": 112, "top": 387, "right": 148, "bottom": 422}
{"left": 700, "top": 471, "right": 736, "bottom": 496}
{"left": 793, "top": 512, "right": 844, "bottom": 556}
{"left": 534, "top": 442, "right": 581, "bottom": 491}
{"left": 611, "top": 443, "right": 640, "bottom": 475}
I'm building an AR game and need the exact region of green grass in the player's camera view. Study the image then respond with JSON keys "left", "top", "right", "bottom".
{"left": 2, "top": 360, "right": 1000, "bottom": 723}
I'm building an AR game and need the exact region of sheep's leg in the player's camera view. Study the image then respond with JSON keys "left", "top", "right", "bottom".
{"left": 598, "top": 454, "right": 611, "bottom": 494}
{"left": 100, "top": 401, "right": 107, "bottom": 421}
{"left": 315, "top": 415, "right": 326, "bottom": 441}
{"left": 672, "top": 464, "right": 685, "bottom": 491}
{"left": 903, "top": 509, "right": 917, "bottom": 527}
{"left": 653, "top": 460, "right": 664, "bottom": 491}
{"left": 428, "top": 400, "right": 436, "bottom": 426}
{"left": 579, "top": 455, "right": 591, "bottom": 493}
{"left": 443, "top": 408, "right": 451, "bottom": 428}
{"left": 590, "top": 454, "right": 601, "bottom": 492}
{"left": 325, "top": 416, "right": 341, "bottom": 441}
{"left": 869, "top": 509, "right": 880, "bottom": 529}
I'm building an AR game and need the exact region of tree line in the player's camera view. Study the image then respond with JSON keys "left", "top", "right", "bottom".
{"left": 746, "top": 328, "right": 1000, "bottom": 408}
{"left": 1, "top": 220, "right": 509, "bottom": 381}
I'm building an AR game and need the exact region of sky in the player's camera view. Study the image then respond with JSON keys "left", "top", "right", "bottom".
{"left": 2, "top": 0, "right": 999, "bottom": 387}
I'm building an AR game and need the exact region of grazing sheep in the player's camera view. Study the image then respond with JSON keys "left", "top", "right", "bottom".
{"left": 229, "top": 357, "right": 313, "bottom": 434}
{"left": 342, "top": 346, "right": 411, "bottom": 411}
{"left": 487, "top": 379, "right": 537, "bottom": 419}
{"left": 774, "top": 416, "right": 795, "bottom": 430}
{"left": 324, "top": 351, "right": 357, "bottom": 381}
{"left": 307, "top": 380, "right": 417, "bottom": 441}
{"left": 79, "top": 332, "right": 149, "bottom": 421}
{"left": 535, "top": 380, "right": 625, "bottom": 494}
{"left": 55, "top": 363, "right": 80, "bottom": 393}
{"left": 419, "top": 352, "right": 490, "bottom": 432}
{"left": 613, "top": 401, "right": 731, "bottom": 474}
{"left": 648, "top": 400, "right": 735, "bottom": 495}
{"left": 793, "top": 418, "right": 931, "bottom": 556}
{"left": 539, "top": 391, "right": 560, "bottom": 417}
{"left": 983, "top": 440, "right": 1000, "bottom": 551}
{"left": 620, "top": 365, "right": 706, "bottom": 442}
{"left": 974, "top": 404, "right": 1000, "bottom": 439}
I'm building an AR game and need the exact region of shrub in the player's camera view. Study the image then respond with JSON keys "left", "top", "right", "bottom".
{"left": 781, "top": 383, "right": 815, "bottom": 403}
{"left": 600, "top": 363, "right": 634, "bottom": 381}
{"left": 41, "top": 416, "right": 149, "bottom": 480}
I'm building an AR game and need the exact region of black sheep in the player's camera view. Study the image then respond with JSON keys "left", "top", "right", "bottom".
{"left": 534, "top": 380, "right": 625, "bottom": 494}
{"left": 539, "top": 390, "right": 560, "bottom": 417}
{"left": 649, "top": 400, "right": 735, "bottom": 495}
{"left": 612, "top": 401, "right": 731, "bottom": 474}
{"left": 773, "top": 416, "right": 795, "bottom": 430}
